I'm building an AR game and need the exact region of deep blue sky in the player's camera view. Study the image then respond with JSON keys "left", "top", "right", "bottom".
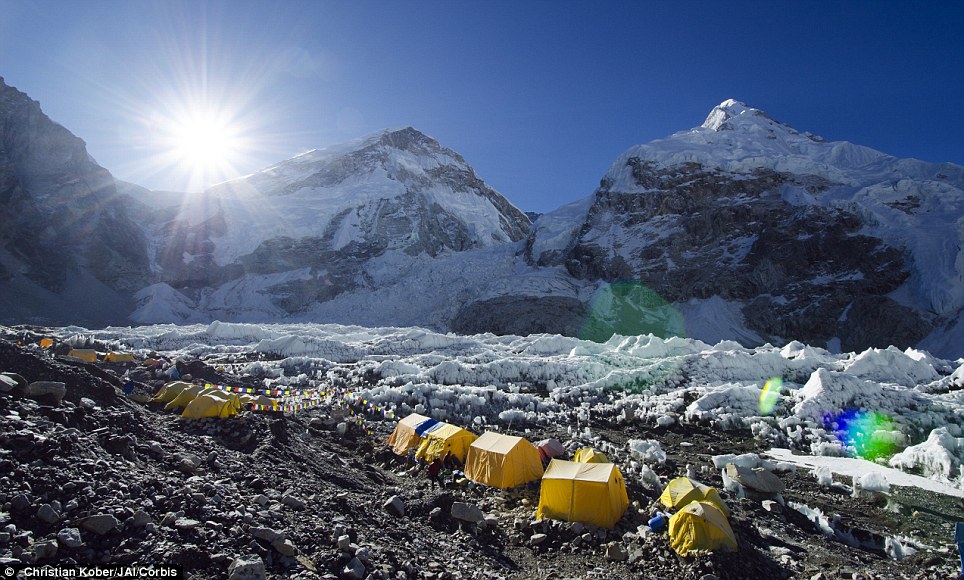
{"left": 2, "top": 1, "right": 962, "bottom": 212}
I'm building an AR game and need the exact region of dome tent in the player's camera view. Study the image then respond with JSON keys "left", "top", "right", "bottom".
{"left": 464, "top": 431, "right": 544, "bottom": 489}
{"left": 536, "top": 459, "right": 629, "bottom": 529}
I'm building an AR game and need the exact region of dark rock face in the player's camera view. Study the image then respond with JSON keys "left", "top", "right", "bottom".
{"left": 451, "top": 296, "right": 587, "bottom": 337}
{"left": 530, "top": 161, "right": 928, "bottom": 351}
{"left": 0, "top": 78, "right": 150, "bottom": 324}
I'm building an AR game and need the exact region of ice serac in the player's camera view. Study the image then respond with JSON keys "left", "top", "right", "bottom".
{"left": 0, "top": 77, "right": 150, "bottom": 325}
{"left": 518, "top": 99, "right": 964, "bottom": 356}
{"left": 135, "top": 127, "right": 531, "bottom": 321}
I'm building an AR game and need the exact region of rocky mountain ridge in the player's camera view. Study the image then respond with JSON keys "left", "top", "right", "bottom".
{"left": 509, "top": 100, "right": 964, "bottom": 355}
{"left": 0, "top": 77, "right": 150, "bottom": 325}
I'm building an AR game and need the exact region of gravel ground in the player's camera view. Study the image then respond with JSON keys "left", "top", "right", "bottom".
{"left": 1, "top": 336, "right": 962, "bottom": 579}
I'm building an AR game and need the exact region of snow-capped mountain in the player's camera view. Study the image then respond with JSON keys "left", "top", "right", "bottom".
{"left": 2, "top": 79, "right": 962, "bottom": 359}
{"left": 518, "top": 100, "right": 964, "bottom": 355}
{"left": 0, "top": 77, "right": 150, "bottom": 324}
{"left": 133, "top": 127, "right": 531, "bottom": 321}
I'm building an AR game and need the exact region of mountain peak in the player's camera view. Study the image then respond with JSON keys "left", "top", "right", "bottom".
{"left": 701, "top": 99, "right": 770, "bottom": 131}
{"left": 374, "top": 126, "right": 443, "bottom": 153}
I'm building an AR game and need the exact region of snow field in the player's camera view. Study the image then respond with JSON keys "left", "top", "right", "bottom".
{"left": 57, "top": 322, "right": 964, "bottom": 494}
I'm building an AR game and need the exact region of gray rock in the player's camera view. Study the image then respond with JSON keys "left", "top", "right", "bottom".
{"left": 175, "top": 453, "right": 202, "bottom": 474}
{"left": 451, "top": 502, "right": 484, "bottom": 523}
{"left": 281, "top": 495, "right": 306, "bottom": 510}
{"left": 336, "top": 422, "right": 348, "bottom": 437}
{"left": 271, "top": 538, "right": 297, "bottom": 557}
{"left": 606, "top": 542, "right": 629, "bottom": 562}
{"left": 131, "top": 510, "right": 152, "bottom": 528}
{"left": 80, "top": 514, "right": 120, "bottom": 535}
{"left": 227, "top": 555, "right": 266, "bottom": 580}
{"left": 57, "top": 528, "right": 82, "bottom": 549}
{"left": 250, "top": 527, "right": 285, "bottom": 543}
{"left": 0, "top": 374, "right": 18, "bottom": 393}
{"left": 383, "top": 495, "right": 405, "bottom": 517}
{"left": 252, "top": 494, "right": 269, "bottom": 507}
{"left": 36, "top": 504, "right": 59, "bottom": 524}
{"left": 33, "top": 540, "right": 57, "bottom": 560}
{"left": 726, "top": 463, "right": 786, "bottom": 494}
{"left": 11, "top": 494, "right": 31, "bottom": 512}
{"left": 337, "top": 534, "right": 352, "bottom": 550}
{"left": 761, "top": 500, "right": 781, "bottom": 513}
{"left": 530, "top": 533, "right": 548, "bottom": 546}
{"left": 343, "top": 556, "right": 366, "bottom": 580}
{"left": 26, "top": 381, "right": 66, "bottom": 405}
{"left": 174, "top": 518, "right": 200, "bottom": 530}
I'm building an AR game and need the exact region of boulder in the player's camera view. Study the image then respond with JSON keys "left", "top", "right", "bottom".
{"left": 281, "top": 495, "right": 306, "bottom": 511}
{"left": 80, "top": 514, "right": 120, "bottom": 535}
{"left": 726, "top": 463, "right": 785, "bottom": 494}
{"left": 26, "top": 381, "right": 66, "bottom": 405}
{"left": 227, "top": 555, "right": 266, "bottom": 580}
{"left": 33, "top": 540, "right": 57, "bottom": 560}
{"left": 271, "top": 539, "right": 298, "bottom": 557}
{"left": 0, "top": 374, "right": 18, "bottom": 393}
{"left": 343, "top": 557, "right": 366, "bottom": 580}
{"left": 530, "top": 533, "right": 548, "bottom": 546}
{"left": 174, "top": 518, "right": 200, "bottom": 530}
{"left": 451, "top": 502, "right": 484, "bottom": 524}
{"left": 250, "top": 527, "right": 285, "bottom": 543}
{"left": 606, "top": 542, "right": 629, "bottom": 562}
{"left": 57, "top": 528, "right": 83, "bottom": 549}
{"left": 10, "top": 494, "right": 31, "bottom": 512}
{"left": 131, "top": 510, "right": 152, "bottom": 528}
{"left": 36, "top": 504, "right": 60, "bottom": 524}
{"left": 337, "top": 534, "right": 352, "bottom": 550}
{"left": 383, "top": 495, "right": 405, "bottom": 517}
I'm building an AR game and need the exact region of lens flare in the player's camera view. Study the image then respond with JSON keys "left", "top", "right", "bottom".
{"left": 759, "top": 377, "right": 782, "bottom": 415}
{"left": 578, "top": 281, "right": 685, "bottom": 343}
{"left": 824, "top": 409, "right": 900, "bottom": 460}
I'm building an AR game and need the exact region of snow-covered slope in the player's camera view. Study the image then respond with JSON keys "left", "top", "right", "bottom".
{"left": 521, "top": 100, "right": 964, "bottom": 357}
{"left": 134, "top": 127, "right": 531, "bottom": 322}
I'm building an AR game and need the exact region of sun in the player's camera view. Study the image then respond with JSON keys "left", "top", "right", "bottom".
{"left": 155, "top": 105, "right": 247, "bottom": 191}
{"left": 167, "top": 110, "right": 241, "bottom": 181}
{"left": 170, "top": 116, "right": 238, "bottom": 169}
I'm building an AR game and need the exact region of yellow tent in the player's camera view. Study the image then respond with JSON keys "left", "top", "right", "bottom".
{"left": 464, "top": 432, "right": 544, "bottom": 489}
{"left": 151, "top": 381, "right": 196, "bottom": 404}
{"left": 415, "top": 423, "right": 477, "bottom": 463}
{"left": 104, "top": 352, "right": 136, "bottom": 363}
{"left": 386, "top": 413, "right": 434, "bottom": 456}
{"left": 573, "top": 447, "right": 609, "bottom": 464}
{"left": 238, "top": 393, "right": 278, "bottom": 409}
{"left": 182, "top": 390, "right": 241, "bottom": 419}
{"left": 536, "top": 459, "right": 629, "bottom": 529}
{"left": 67, "top": 349, "right": 98, "bottom": 363}
{"left": 660, "top": 477, "right": 730, "bottom": 517}
{"left": 668, "top": 501, "right": 737, "bottom": 556}
{"left": 163, "top": 384, "right": 207, "bottom": 411}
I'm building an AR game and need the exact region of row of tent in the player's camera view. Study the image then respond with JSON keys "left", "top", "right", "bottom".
{"left": 151, "top": 381, "right": 278, "bottom": 419}
{"left": 387, "top": 414, "right": 738, "bottom": 553}
{"left": 387, "top": 413, "right": 630, "bottom": 528}
{"left": 63, "top": 348, "right": 136, "bottom": 363}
